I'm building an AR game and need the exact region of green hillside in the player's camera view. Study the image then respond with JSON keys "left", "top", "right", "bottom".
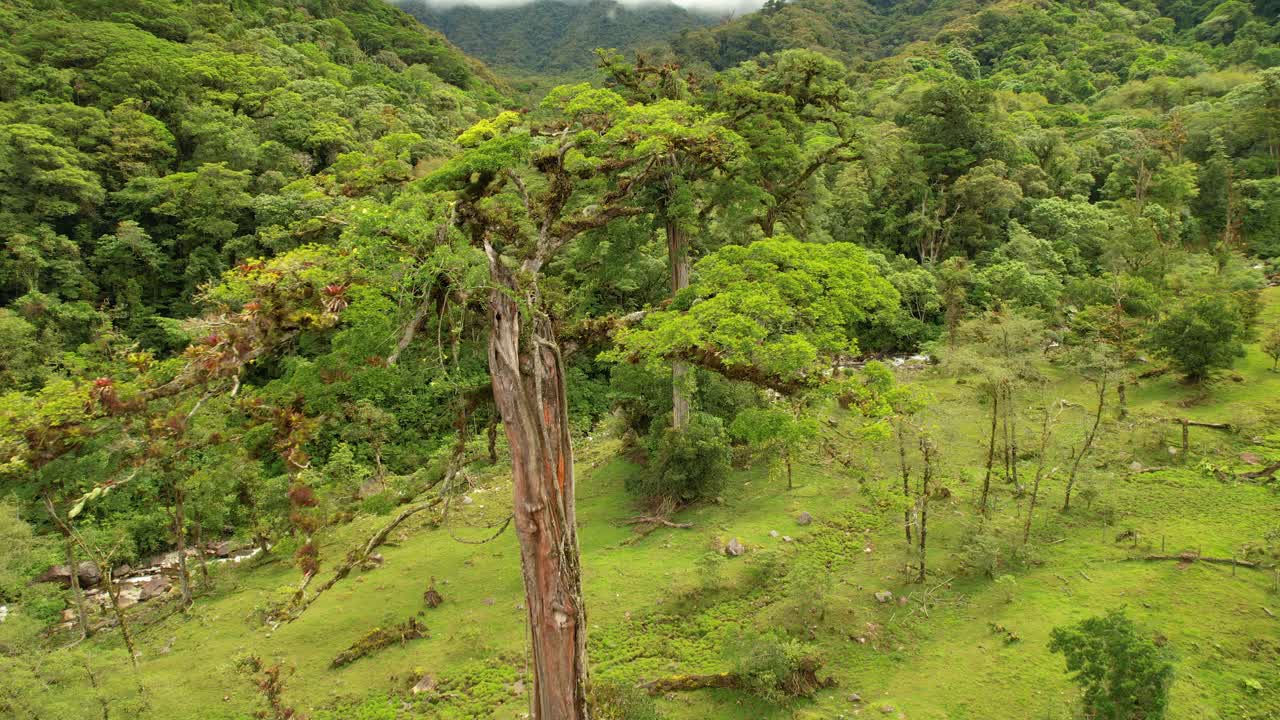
{"left": 401, "top": 0, "right": 717, "bottom": 74}
{"left": 1, "top": 0, "right": 1279, "bottom": 718}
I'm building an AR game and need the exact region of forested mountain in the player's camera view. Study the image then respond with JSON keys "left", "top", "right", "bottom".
{"left": 673, "top": 0, "right": 1280, "bottom": 69}
{"left": 400, "top": 0, "right": 717, "bottom": 73}
{"left": 2, "top": 0, "right": 1280, "bottom": 718}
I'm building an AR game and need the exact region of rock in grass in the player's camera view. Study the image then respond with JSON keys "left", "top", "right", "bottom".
{"left": 725, "top": 538, "right": 745, "bottom": 557}
{"left": 411, "top": 674, "right": 436, "bottom": 695}
{"left": 874, "top": 590, "right": 893, "bottom": 604}
{"left": 796, "top": 512, "right": 813, "bottom": 526}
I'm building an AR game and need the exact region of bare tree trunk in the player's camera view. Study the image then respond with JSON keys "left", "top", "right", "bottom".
{"left": 1008, "top": 387, "right": 1019, "bottom": 490}
{"left": 173, "top": 486, "right": 193, "bottom": 609}
{"left": 43, "top": 493, "right": 89, "bottom": 639}
{"left": 1001, "top": 387, "right": 1012, "bottom": 484}
{"left": 917, "top": 435, "right": 935, "bottom": 584}
{"left": 1063, "top": 373, "right": 1107, "bottom": 512}
{"left": 102, "top": 568, "right": 139, "bottom": 669}
{"left": 1116, "top": 379, "right": 1127, "bottom": 419}
{"left": 487, "top": 415, "right": 499, "bottom": 463}
{"left": 784, "top": 451, "right": 793, "bottom": 491}
{"left": 486, "top": 255, "right": 590, "bottom": 720}
{"left": 980, "top": 389, "right": 999, "bottom": 518}
{"left": 1024, "top": 404, "right": 1057, "bottom": 545}
{"left": 667, "top": 220, "right": 692, "bottom": 430}
{"left": 896, "top": 421, "right": 912, "bottom": 543}
{"left": 194, "top": 517, "right": 210, "bottom": 587}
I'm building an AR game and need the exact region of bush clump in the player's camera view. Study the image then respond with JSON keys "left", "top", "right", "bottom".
{"left": 628, "top": 412, "right": 731, "bottom": 506}
{"left": 591, "top": 680, "right": 664, "bottom": 720}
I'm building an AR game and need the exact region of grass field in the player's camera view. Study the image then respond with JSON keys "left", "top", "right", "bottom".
{"left": 29, "top": 289, "right": 1280, "bottom": 719}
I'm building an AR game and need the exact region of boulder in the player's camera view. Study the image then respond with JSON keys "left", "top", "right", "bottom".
{"left": 724, "top": 538, "right": 745, "bottom": 557}
{"left": 138, "top": 576, "right": 171, "bottom": 601}
{"left": 874, "top": 590, "right": 894, "bottom": 604}
{"left": 209, "top": 541, "right": 233, "bottom": 558}
{"left": 796, "top": 512, "right": 813, "bottom": 526}
{"left": 36, "top": 562, "right": 101, "bottom": 588}
{"left": 118, "top": 585, "right": 144, "bottom": 609}
{"left": 411, "top": 674, "right": 437, "bottom": 695}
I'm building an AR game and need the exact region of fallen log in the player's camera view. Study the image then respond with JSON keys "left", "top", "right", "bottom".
{"left": 330, "top": 618, "right": 427, "bottom": 669}
{"left": 1241, "top": 461, "right": 1280, "bottom": 480}
{"left": 640, "top": 656, "right": 834, "bottom": 697}
{"left": 640, "top": 672, "right": 737, "bottom": 694}
{"left": 1131, "top": 553, "right": 1258, "bottom": 569}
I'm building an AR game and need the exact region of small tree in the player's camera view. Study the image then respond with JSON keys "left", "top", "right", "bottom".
{"left": 1049, "top": 609, "right": 1175, "bottom": 720}
{"left": 1263, "top": 325, "right": 1280, "bottom": 372}
{"left": 730, "top": 402, "right": 818, "bottom": 491}
{"left": 1147, "top": 294, "right": 1246, "bottom": 382}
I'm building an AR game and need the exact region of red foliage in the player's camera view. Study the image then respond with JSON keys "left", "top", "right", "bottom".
{"left": 287, "top": 484, "right": 317, "bottom": 508}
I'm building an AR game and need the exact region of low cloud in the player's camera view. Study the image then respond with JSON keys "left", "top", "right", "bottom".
{"left": 397, "top": 0, "right": 764, "bottom": 16}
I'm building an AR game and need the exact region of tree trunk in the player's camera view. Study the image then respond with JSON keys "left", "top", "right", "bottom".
{"left": 917, "top": 435, "right": 934, "bottom": 584}
{"left": 1024, "top": 405, "right": 1056, "bottom": 545}
{"left": 1063, "top": 373, "right": 1106, "bottom": 512}
{"left": 1007, "top": 387, "right": 1019, "bottom": 490}
{"left": 1001, "top": 387, "right": 1012, "bottom": 484}
{"left": 784, "top": 451, "right": 793, "bottom": 491}
{"left": 173, "top": 486, "right": 193, "bottom": 609}
{"left": 44, "top": 493, "right": 89, "bottom": 639}
{"left": 667, "top": 220, "right": 692, "bottom": 430}
{"left": 1116, "top": 379, "right": 1127, "bottom": 419}
{"left": 487, "top": 415, "right": 499, "bottom": 463}
{"left": 102, "top": 568, "right": 139, "bottom": 669}
{"left": 980, "top": 389, "right": 999, "bottom": 518}
{"left": 194, "top": 517, "right": 210, "bottom": 587}
{"left": 486, "top": 256, "right": 590, "bottom": 720}
{"left": 896, "top": 421, "right": 912, "bottom": 544}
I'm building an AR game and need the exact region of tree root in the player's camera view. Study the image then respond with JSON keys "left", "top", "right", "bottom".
{"left": 621, "top": 516, "right": 694, "bottom": 529}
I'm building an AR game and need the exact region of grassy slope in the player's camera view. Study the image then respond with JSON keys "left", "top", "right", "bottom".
{"left": 79, "top": 288, "right": 1280, "bottom": 719}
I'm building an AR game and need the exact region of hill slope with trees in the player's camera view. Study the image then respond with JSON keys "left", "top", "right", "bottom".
{"left": 1, "top": 0, "right": 1279, "bottom": 718}
{"left": 400, "top": 0, "right": 718, "bottom": 74}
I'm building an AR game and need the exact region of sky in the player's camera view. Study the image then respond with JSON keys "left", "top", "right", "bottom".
{"left": 396, "top": 0, "right": 765, "bottom": 16}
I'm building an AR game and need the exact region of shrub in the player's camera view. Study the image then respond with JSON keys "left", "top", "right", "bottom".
{"left": 722, "top": 628, "right": 821, "bottom": 703}
{"left": 590, "top": 680, "right": 664, "bottom": 720}
{"left": 629, "top": 412, "right": 730, "bottom": 506}
{"left": 1049, "top": 609, "right": 1174, "bottom": 720}
{"left": 1147, "top": 294, "right": 1246, "bottom": 381}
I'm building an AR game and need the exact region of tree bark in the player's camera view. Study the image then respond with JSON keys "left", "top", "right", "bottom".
{"left": 917, "top": 435, "right": 935, "bottom": 584}
{"left": 173, "top": 485, "right": 193, "bottom": 609}
{"left": 486, "top": 253, "right": 590, "bottom": 720}
{"left": 1116, "top": 379, "right": 1127, "bottom": 419}
{"left": 896, "top": 421, "right": 912, "bottom": 544}
{"left": 980, "top": 389, "right": 999, "bottom": 518}
{"left": 667, "top": 220, "right": 692, "bottom": 430}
